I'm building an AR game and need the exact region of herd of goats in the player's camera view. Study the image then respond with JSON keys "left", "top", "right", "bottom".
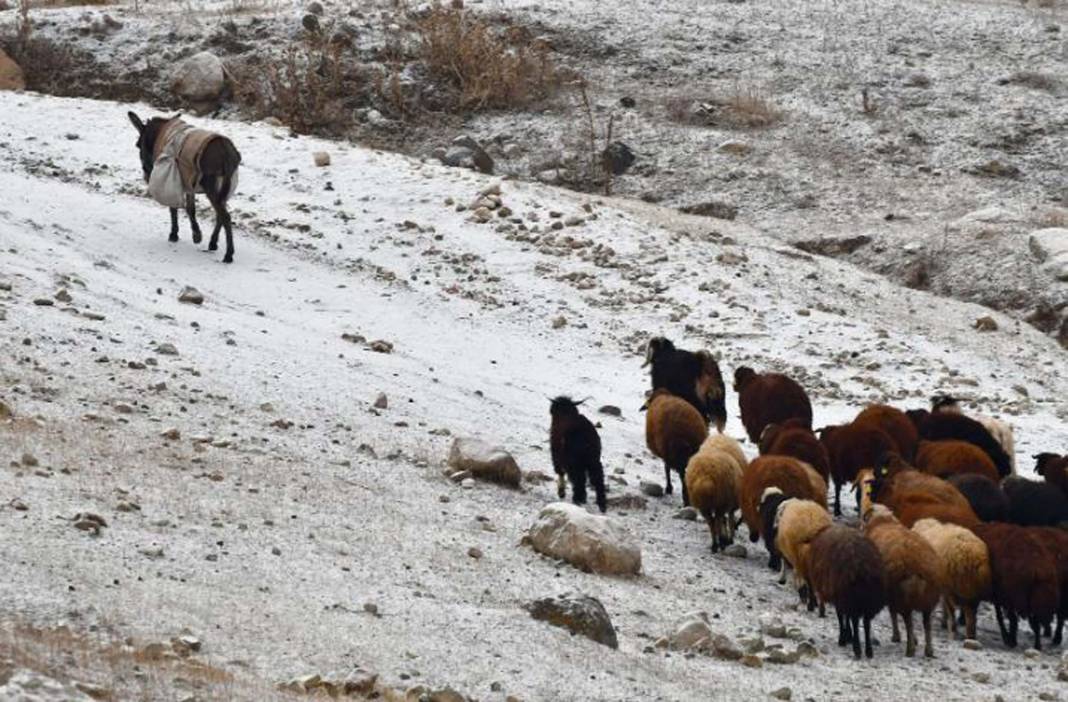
{"left": 548, "top": 338, "right": 1068, "bottom": 660}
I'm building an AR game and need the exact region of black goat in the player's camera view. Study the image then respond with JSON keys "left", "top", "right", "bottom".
{"left": 907, "top": 408, "right": 1011, "bottom": 478}
{"left": 643, "top": 337, "right": 726, "bottom": 431}
{"left": 550, "top": 396, "right": 607, "bottom": 513}
{"left": 128, "top": 111, "right": 241, "bottom": 263}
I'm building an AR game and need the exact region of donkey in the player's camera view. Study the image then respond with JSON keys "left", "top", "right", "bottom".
{"left": 127, "top": 111, "right": 242, "bottom": 263}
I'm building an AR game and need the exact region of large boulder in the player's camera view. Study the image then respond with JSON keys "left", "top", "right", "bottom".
{"left": 526, "top": 502, "right": 642, "bottom": 575}
{"left": 171, "top": 51, "right": 226, "bottom": 105}
{"left": 440, "top": 135, "right": 494, "bottom": 174}
{"left": 1029, "top": 228, "right": 1068, "bottom": 281}
{"left": 525, "top": 593, "right": 618, "bottom": 648}
{"left": 0, "top": 48, "right": 26, "bottom": 91}
{"left": 447, "top": 437, "right": 521, "bottom": 487}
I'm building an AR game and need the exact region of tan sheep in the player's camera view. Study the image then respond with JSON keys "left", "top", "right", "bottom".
{"left": 862, "top": 504, "right": 943, "bottom": 658}
{"left": 774, "top": 498, "right": 833, "bottom": 603}
{"left": 686, "top": 447, "right": 744, "bottom": 552}
{"left": 912, "top": 518, "right": 992, "bottom": 641}
{"left": 646, "top": 389, "right": 708, "bottom": 505}
{"left": 699, "top": 433, "right": 748, "bottom": 472}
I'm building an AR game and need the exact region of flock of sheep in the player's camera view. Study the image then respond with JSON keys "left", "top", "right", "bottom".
{"left": 548, "top": 338, "right": 1068, "bottom": 660}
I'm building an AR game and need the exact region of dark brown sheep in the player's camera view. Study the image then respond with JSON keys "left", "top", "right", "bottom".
{"left": 741, "top": 456, "right": 827, "bottom": 546}
{"left": 808, "top": 524, "right": 887, "bottom": 659}
{"left": 915, "top": 440, "right": 999, "bottom": 483}
{"left": 869, "top": 462, "right": 980, "bottom": 529}
{"left": 734, "top": 367, "right": 813, "bottom": 445}
{"left": 1029, "top": 527, "right": 1068, "bottom": 645}
{"left": 973, "top": 523, "right": 1059, "bottom": 650}
{"left": 819, "top": 422, "right": 898, "bottom": 517}
{"left": 854, "top": 404, "right": 919, "bottom": 461}
{"left": 759, "top": 421, "right": 831, "bottom": 483}
{"left": 908, "top": 409, "right": 1012, "bottom": 478}
{"left": 947, "top": 473, "right": 1010, "bottom": 523}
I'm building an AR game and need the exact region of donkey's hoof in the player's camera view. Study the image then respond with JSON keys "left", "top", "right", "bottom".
{"left": 192, "top": 233, "right": 203, "bottom": 244}
{"left": 222, "top": 255, "right": 234, "bottom": 264}
{"left": 208, "top": 242, "right": 218, "bottom": 251}
{"left": 168, "top": 234, "right": 179, "bottom": 243}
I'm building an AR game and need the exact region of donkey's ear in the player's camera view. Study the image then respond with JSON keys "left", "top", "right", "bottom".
{"left": 128, "top": 111, "right": 145, "bottom": 133}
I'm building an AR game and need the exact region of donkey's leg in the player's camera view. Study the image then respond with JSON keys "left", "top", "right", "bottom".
{"left": 169, "top": 207, "right": 179, "bottom": 242}
{"left": 208, "top": 219, "right": 222, "bottom": 251}
{"left": 204, "top": 179, "right": 235, "bottom": 264}
{"left": 185, "top": 193, "right": 202, "bottom": 245}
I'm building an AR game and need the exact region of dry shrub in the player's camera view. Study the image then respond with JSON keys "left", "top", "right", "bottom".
{"left": 1005, "top": 70, "right": 1060, "bottom": 92}
{"left": 232, "top": 34, "right": 358, "bottom": 135}
{"left": 665, "top": 85, "right": 783, "bottom": 129}
{"left": 416, "top": 6, "right": 560, "bottom": 111}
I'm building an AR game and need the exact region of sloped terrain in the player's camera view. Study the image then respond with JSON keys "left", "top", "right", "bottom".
{"left": 2, "top": 92, "right": 1068, "bottom": 700}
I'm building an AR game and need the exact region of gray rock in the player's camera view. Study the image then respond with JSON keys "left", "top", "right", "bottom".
{"left": 0, "top": 669, "right": 95, "bottom": 701}
{"left": 759, "top": 613, "right": 788, "bottom": 638}
{"left": 792, "top": 235, "right": 872, "bottom": 257}
{"left": 374, "top": 393, "right": 388, "bottom": 409}
{"left": 441, "top": 135, "right": 494, "bottom": 174}
{"left": 669, "top": 613, "right": 711, "bottom": 650}
{"left": 302, "top": 13, "right": 320, "bottom": 32}
{"left": 1029, "top": 228, "right": 1068, "bottom": 281}
{"left": 639, "top": 480, "right": 664, "bottom": 497}
{"left": 526, "top": 502, "right": 642, "bottom": 575}
{"left": 680, "top": 200, "right": 738, "bottom": 221}
{"left": 306, "top": 1, "right": 323, "bottom": 14}
{"left": 770, "top": 687, "right": 793, "bottom": 701}
{"left": 673, "top": 506, "right": 698, "bottom": 521}
{"left": 605, "top": 493, "right": 648, "bottom": 510}
{"left": 602, "top": 141, "right": 635, "bottom": 175}
{"left": 525, "top": 592, "right": 618, "bottom": 648}
{"left": 447, "top": 437, "right": 521, "bottom": 487}
{"left": 156, "top": 342, "right": 179, "bottom": 356}
{"left": 962, "top": 638, "right": 982, "bottom": 650}
{"left": 598, "top": 405, "right": 622, "bottom": 417}
{"left": 723, "top": 544, "right": 747, "bottom": 558}
{"left": 171, "top": 51, "right": 226, "bottom": 104}
{"left": 178, "top": 286, "right": 204, "bottom": 305}
{"left": 711, "top": 633, "right": 744, "bottom": 660}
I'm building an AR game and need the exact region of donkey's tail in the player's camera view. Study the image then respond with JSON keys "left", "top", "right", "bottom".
{"left": 215, "top": 138, "right": 242, "bottom": 203}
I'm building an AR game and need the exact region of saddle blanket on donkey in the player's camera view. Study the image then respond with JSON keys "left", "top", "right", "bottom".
{"left": 148, "top": 118, "right": 239, "bottom": 209}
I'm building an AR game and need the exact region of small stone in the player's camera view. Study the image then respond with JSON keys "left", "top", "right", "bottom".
{"left": 461, "top": 478, "right": 476, "bottom": 489}
{"left": 765, "top": 648, "right": 800, "bottom": 664}
{"left": 598, "top": 405, "right": 621, "bottom": 417}
{"left": 796, "top": 641, "right": 819, "bottom": 657}
{"left": 962, "top": 638, "right": 982, "bottom": 650}
{"left": 343, "top": 669, "right": 378, "bottom": 695}
{"left": 10, "top": 498, "right": 28, "bottom": 511}
{"left": 312, "top": 151, "right": 330, "bottom": 167}
{"left": 468, "top": 546, "right": 483, "bottom": 559}
{"left": 525, "top": 593, "right": 618, "bottom": 649}
{"left": 741, "top": 654, "right": 763, "bottom": 668}
{"left": 33, "top": 298, "right": 54, "bottom": 306}
{"left": 161, "top": 428, "right": 181, "bottom": 440}
{"left": 271, "top": 546, "right": 282, "bottom": 556}
{"left": 1025, "top": 648, "right": 1042, "bottom": 659}
{"left": 759, "top": 613, "right": 788, "bottom": 638}
{"left": 363, "top": 602, "right": 379, "bottom": 615}
{"left": 973, "top": 672, "right": 991, "bottom": 684}
{"left": 113, "top": 403, "right": 134, "bottom": 414}
{"left": 711, "top": 633, "right": 744, "bottom": 660}
{"left": 770, "top": 687, "right": 792, "bottom": 701}
{"left": 20, "top": 452, "right": 38, "bottom": 467}
{"left": 54, "top": 288, "right": 72, "bottom": 303}
{"left": 669, "top": 614, "right": 711, "bottom": 650}
{"left": 373, "top": 393, "right": 388, "bottom": 409}
{"left": 974, "top": 316, "right": 998, "bottom": 332}
{"left": 673, "top": 507, "right": 698, "bottom": 521}
{"left": 368, "top": 340, "right": 394, "bottom": 353}
{"left": 448, "top": 470, "right": 472, "bottom": 483}
{"left": 723, "top": 544, "right": 747, "bottom": 558}
{"left": 552, "top": 315, "right": 567, "bottom": 329}
{"left": 156, "top": 342, "right": 179, "bottom": 356}
{"left": 178, "top": 286, "right": 204, "bottom": 305}
{"left": 639, "top": 480, "right": 664, "bottom": 498}
{"left": 718, "top": 140, "right": 752, "bottom": 156}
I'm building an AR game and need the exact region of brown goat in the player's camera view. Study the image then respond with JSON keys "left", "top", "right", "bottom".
{"left": 915, "top": 440, "right": 999, "bottom": 483}
{"left": 819, "top": 422, "right": 898, "bottom": 517}
{"left": 741, "top": 456, "right": 827, "bottom": 544}
{"left": 854, "top": 404, "right": 919, "bottom": 461}
{"left": 734, "top": 367, "right": 813, "bottom": 445}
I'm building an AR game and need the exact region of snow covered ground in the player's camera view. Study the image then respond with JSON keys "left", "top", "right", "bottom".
{"left": 2, "top": 91, "right": 1068, "bottom": 700}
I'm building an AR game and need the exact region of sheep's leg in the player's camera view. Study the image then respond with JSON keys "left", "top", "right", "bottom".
{"left": 168, "top": 207, "right": 179, "bottom": 242}
{"left": 1054, "top": 613, "right": 1065, "bottom": 646}
{"left": 851, "top": 616, "right": 862, "bottom": 659}
{"left": 589, "top": 462, "right": 607, "bottom": 513}
{"left": 663, "top": 462, "right": 673, "bottom": 496}
{"left": 944, "top": 597, "right": 957, "bottom": 640}
{"left": 706, "top": 513, "right": 719, "bottom": 553}
{"left": 778, "top": 559, "right": 788, "bottom": 586}
{"left": 833, "top": 481, "right": 842, "bottom": 517}
{"left": 1030, "top": 617, "right": 1042, "bottom": 652}
{"left": 1007, "top": 610, "right": 1019, "bottom": 648}
{"left": 890, "top": 612, "right": 901, "bottom": 643}
{"left": 556, "top": 473, "right": 567, "bottom": 500}
{"left": 1044, "top": 622, "right": 1052, "bottom": 637}
{"left": 836, "top": 610, "right": 848, "bottom": 646}
{"left": 863, "top": 616, "right": 874, "bottom": 659}
{"left": 184, "top": 193, "right": 202, "bottom": 244}
{"left": 678, "top": 468, "right": 690, "bottom": 506}
{"left": 904, "top": 612, "right": 916, "bottom": 658}
{"left": 923, "top": 610, "right": 934, "bottom": 658}
{"left": 965, "top": 605, "right": 978, "bottom": 641}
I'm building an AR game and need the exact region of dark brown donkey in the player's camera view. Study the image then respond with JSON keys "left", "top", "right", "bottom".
{"left": 127, "top": 112, "right": 242, "bottom": 263}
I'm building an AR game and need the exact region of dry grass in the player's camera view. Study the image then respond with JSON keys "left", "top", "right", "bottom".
{"left": 0, "top": 622, "right": 296, "bottom": 701}
{"left": 665, "top": 85, "right": 784, "bottom": 129}
{"left": 416, "top": 6, "right": 561, "bottom": 112}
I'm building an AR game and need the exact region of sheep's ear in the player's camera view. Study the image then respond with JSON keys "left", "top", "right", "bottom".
{"left": 128, "top": 111, "right": 145, "bottom": 133}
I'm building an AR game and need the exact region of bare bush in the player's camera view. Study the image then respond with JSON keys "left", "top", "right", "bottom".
{"left": 416, "top": 6, "right": 560, "bottom": 112}
{"left": 232, "top": 34, "right": 359, "bottom": 135}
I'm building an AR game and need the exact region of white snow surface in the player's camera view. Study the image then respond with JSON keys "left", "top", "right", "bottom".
{"left": 2, "top": 91, "right": 1068, "bottom": 700}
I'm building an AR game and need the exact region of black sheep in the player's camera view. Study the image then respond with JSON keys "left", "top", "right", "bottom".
{"left": 759, "top": 488, "right": 790, "bottom": 571}
{"left": 550, "top": 396, "right": 607, "bottom": 513}
{"left": 1002, "top": 475, "right": 1068, "bottom": 527}
{"left": 947, "top": 473, "right": 1010, "bottom": 522}
{"left": 643, "top": 337, "right": 727, "bottom": 431}
{"left": 907, "top": 409, "right": 1012, "bottom": 478}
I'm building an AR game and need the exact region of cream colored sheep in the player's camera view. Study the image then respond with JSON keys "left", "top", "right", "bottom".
{"left": 912, "top": 518, "right": 992, "bottom": 641}
{"left": 686, "top": 448, "right": 744, "bottom": 552}
{"left": 699, "top": 433, "right": 748, "bottom": 472}
{"left": 774, "top": 498, "right": 832, "bottom": 598}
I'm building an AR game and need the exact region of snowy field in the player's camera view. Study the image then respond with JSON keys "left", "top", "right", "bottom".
{"left": 2, "top": 92, "right": 1068, "bottom": 700}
